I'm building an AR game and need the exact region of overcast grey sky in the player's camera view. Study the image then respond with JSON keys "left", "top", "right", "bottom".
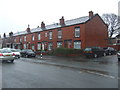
{"left": 0, "top": 0, "right": 119, "bottom": 36}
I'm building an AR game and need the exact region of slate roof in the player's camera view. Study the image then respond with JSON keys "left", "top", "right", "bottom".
{"left": 13, "top": 15, "right": 96, "bottom": 36}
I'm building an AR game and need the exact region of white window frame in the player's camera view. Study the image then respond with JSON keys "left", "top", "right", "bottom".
{"left": 57, "top": 42, "right": 62, "bottom": 48}
{"left": 20, "top": 37, "right": 22, "bottom": 42}
{"left": 45, "top": 32, "right": 47, "bottom": 37}
{"left": 48, "top": 42, "right": 53, "bottom": 50}
{"left": 75, "top": 27, "right": 80, "bottom": 37}
{"left": 49, "top": 31, "right": 52, "bottom": 40}
{"left": 38, "top": 33, "right": 41, "bottom": 40}
{"left": 14, "top": 38, "right": 16, "bottom": 42}
{"left": 32, "top": 35, "right": 35, "bottom": 41}
{"left": 37, "top": 43, "right": 41, "bottom": 50}
{"left": 24, "top": 44, "right": 26, "bottom": 49}
{"left": 24, "top": 36, "right": 26, "bottom": 42}
{"left": 58, "top": 30, "right": 62, "bottom": 39}
{"left": 31, "top": 44, "right": 35, "bottom": 50}
{"left": 74, "top": 41, "right": 81, "bottom": 49}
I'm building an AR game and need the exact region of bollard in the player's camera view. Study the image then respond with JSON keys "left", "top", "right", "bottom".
{"left": 40, "top": 53, "right": 43, "bottom": 59}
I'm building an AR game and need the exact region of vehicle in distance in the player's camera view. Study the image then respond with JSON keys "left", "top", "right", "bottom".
{"left": 11, "top": 49, "right": 21, "bottom": 59}
{"left": 103, "top": 47, "right": 117, "bottom": 55}
{"left": 117, "top": 51, "right": 120, "bottom": 61}
{"left": 20, "top": 49, "right": 36, "bottom": 58}
{"left": 0, "top": 48, "right": 15, "bottom": 62}
{"left": 84, "top": 47, "right": 106, "bottom": 58}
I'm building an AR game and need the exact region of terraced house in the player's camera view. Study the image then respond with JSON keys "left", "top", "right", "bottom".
{"left": 2, "top": 11, "right": 108, "bottom": 51}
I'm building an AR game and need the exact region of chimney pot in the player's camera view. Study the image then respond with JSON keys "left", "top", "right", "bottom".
{"left": 37, "top": 26, "right": 39, "bottom": 28}
{"left": 41, "top": 21, "right": 45, "bottom": 29}
{"left": 26, "top": 24, "right": 30, "bottom": 33}
{"left": 60, "top": 16, "right": 65, "bottom": 26}
{"left": 89, "top": 11, "right": 93, "bottom": 19}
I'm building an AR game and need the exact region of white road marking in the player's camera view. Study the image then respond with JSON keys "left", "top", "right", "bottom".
{"left": 86, "top": 71, "right": 119, "bottom": 79}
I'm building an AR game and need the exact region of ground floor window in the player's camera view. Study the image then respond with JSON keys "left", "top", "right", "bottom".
{"left": 48, "top": 42, "right": 53, "bottom": 50}
{"left": 24, "top": 44, "right": 26, "bottom": 49}
{"left": 74, "top": 41, "right": 81, "bottom": 49}
{"left": 64, "top": 40, "right": 72, "bottom": 48}
{"left": 42, "top": 42, "right": 45, "bottom": 50}
{"left": 57, "top": 42, "right": 62, "bottom": 48}
{"left": 31, "top": 44, "right": 35, "bottom": 50}
{"left": 37, "top": 43, "right": 41, "bottom": 50}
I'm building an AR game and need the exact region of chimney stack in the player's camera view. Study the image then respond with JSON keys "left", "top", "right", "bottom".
{"left": 37, "top": 26, "right": 39, "bottom": 28}
{"left": 41, "top": 21, "right": 45, "bottom": 29}
{"left": 26, "top": 24, "right": 30, "bottom": 33}
{"left": 9, "top": 32, "right": 13, "bottom": 37}
{"left": 89, "top": 11, "right": 93, "bottom": 19}
{"left": 60, "top": 16, "right": 65, "bottom": 26}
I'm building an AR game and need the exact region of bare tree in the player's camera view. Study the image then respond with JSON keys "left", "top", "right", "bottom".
{"left": 102, "top": 14, "right": 120, "bottom": 38}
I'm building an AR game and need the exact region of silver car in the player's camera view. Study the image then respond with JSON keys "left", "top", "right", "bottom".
{"left": 0, "top": 48, "right": 15, "bottom": 62}
{"left": 11, "top": 49, "right": 21, "bottom": 59}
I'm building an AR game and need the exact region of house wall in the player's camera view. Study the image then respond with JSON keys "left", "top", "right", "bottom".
{"left": 13, "top": 23, "right": 85, "bottom": 51}
{"left": 84, "top": 15, "right": 108, "bottom": 49}
{"left": 3, "top": 14, "right": 108, "bottom": 51}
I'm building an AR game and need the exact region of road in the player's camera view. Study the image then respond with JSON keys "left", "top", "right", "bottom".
{"left": 1, "top": 55, "right": 119, "bottom": 88}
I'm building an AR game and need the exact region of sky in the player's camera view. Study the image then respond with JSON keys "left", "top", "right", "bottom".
{"left": 0, "top": 0, "right": 119, "bottom": 36}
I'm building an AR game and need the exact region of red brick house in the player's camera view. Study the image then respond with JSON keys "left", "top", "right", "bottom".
{"left": 3, "top": 11, "right": 108, "bottom": 51}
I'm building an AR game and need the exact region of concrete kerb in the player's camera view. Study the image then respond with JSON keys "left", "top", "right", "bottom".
{"left": 36, "top": 55, "right": 90, "bottom": 62}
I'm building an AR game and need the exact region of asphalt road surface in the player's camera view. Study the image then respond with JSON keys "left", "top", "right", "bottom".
{"left": 1, "top": 55, "right": 119, "bottom": 88}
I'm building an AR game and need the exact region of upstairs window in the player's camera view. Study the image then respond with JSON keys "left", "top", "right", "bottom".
{"left": 24, "top": 36, "right": 26, "bottom": 42}
{"left": 49, "top": 31, "right": 52, "bottom": 40}
{"left": 75, "top": 27, "right": 80, "bottom": 37}
{"left": 20, "top": 37, "right": 22, "bottom": 42}
{"left": 38, "top": 33, "right": 41, "bottom": 40}
{"left": 45, "top": 32, "right": 47, "bottom": 37}
{"left": 14, "top": 38, "right": 16, "bottom": 42}
{"left": 58, "top": 29, "right": 62, "bottom": 39}
{"left": 32, "top": 35, "right": 34, "bottom": 41}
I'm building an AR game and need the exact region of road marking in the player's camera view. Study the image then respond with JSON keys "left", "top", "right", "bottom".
{"left": 86, "top": 71, "right": 119, "bottom": 79}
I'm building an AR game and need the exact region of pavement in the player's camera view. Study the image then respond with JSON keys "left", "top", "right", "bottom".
{"left": 33, "top": 55, "right": 119, "bottom": 78}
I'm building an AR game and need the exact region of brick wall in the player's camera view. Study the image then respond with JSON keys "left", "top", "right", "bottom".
{"left": 12, "top": 14, "right": 108, "bottom": 51}
{"left": 84, "top": 15, "right": 108, "bottom": 48}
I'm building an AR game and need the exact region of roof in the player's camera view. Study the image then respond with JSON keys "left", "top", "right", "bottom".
{"left": 13, "top": 14, "right": 96, "bottom": 37}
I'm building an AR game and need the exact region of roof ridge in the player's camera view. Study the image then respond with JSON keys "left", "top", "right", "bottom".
{"left": 65, "top": 16, "right": 89, "bottom": 22}
{"left": 12, "top": 15, "right": 95, "bottom": 36}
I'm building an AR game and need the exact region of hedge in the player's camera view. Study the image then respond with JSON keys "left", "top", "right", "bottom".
{"left": 54, "top": 47, "right": 83, "bottom": 56}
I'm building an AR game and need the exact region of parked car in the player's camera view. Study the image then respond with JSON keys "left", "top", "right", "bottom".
{"left": 20, "top": 49, "right": 36, "bottom": 58}
{"left": 84, "top": 47, "right": 106, "bottom": 58}
{"left": 0, "top": 48, "right": 15, "bottom": 62}
{"left": 103, "top": 47, "right": 117, "bottom": 55}
{"left": 16, "top": 49, "right": 22, "bottom": 53}
{"left": 11, "top": 49, "right": 21, "bottom": 59}
{"left": 117, "top": 51, "right": 120, "bottom": 61}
